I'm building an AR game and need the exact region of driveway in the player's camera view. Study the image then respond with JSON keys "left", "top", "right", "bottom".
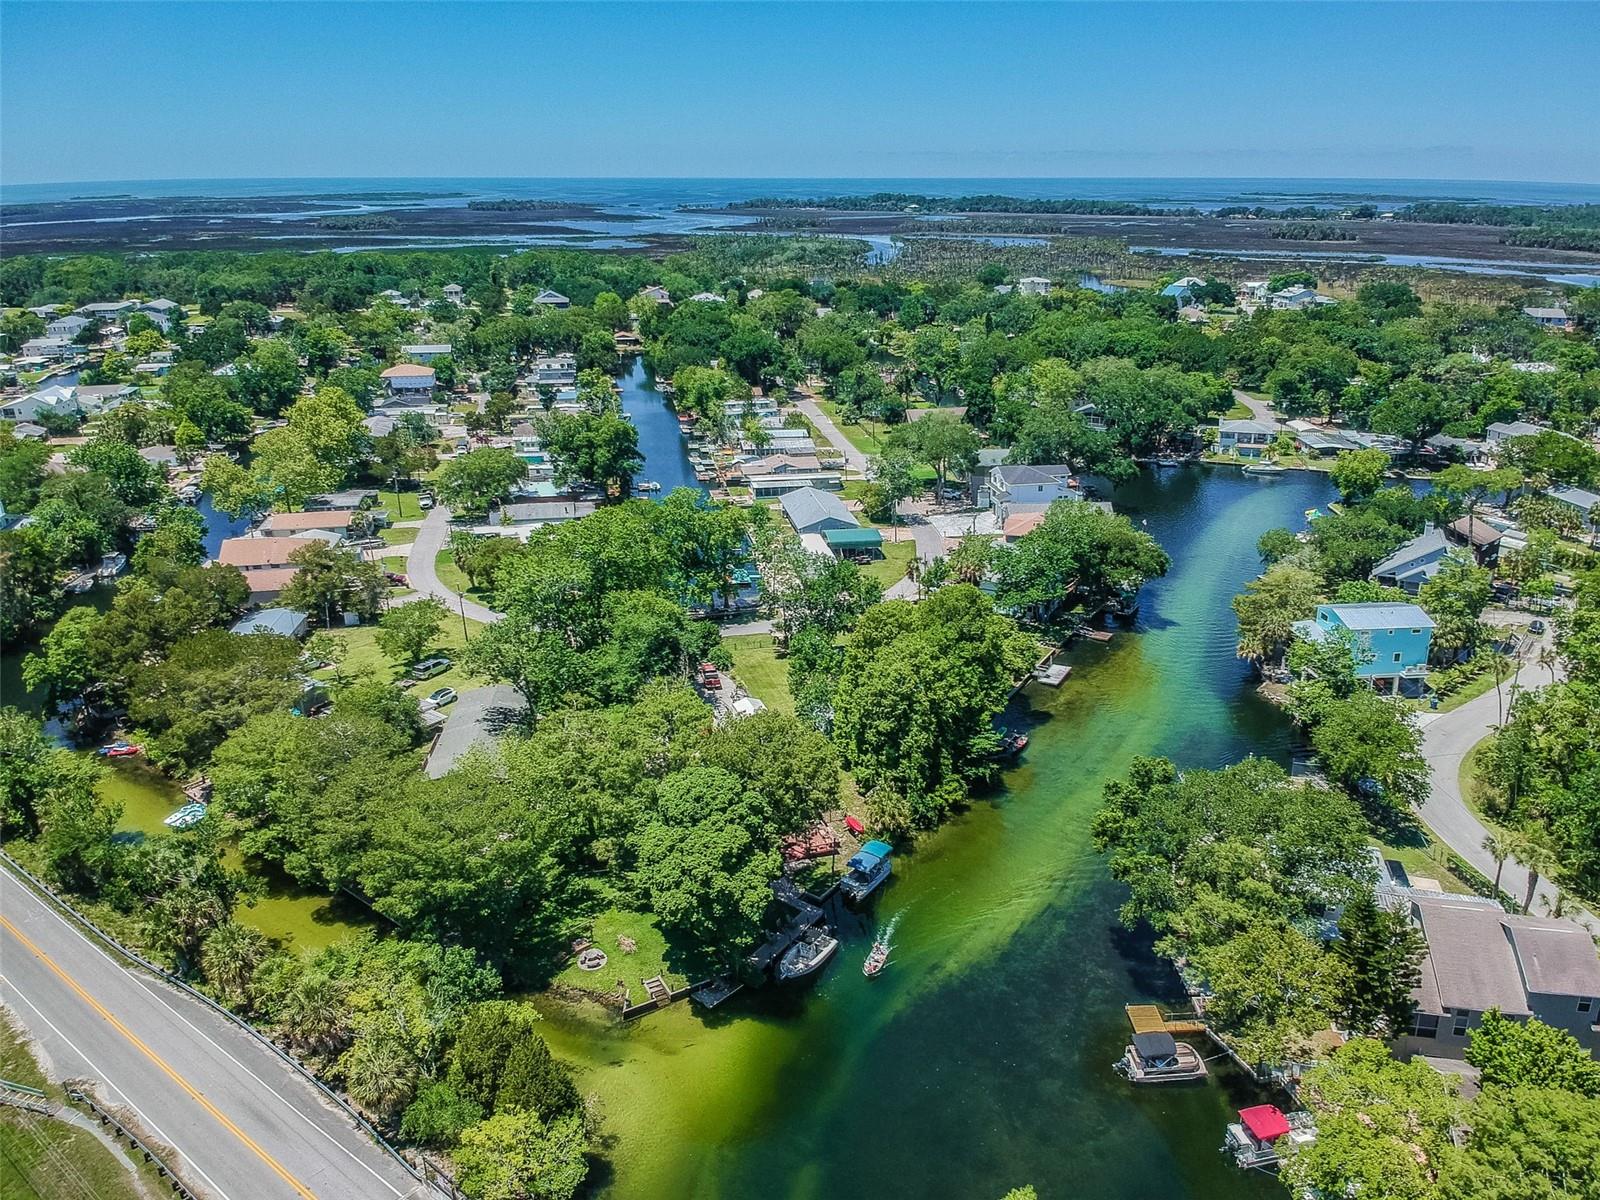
{"left": 405, "top": 507, "right": 500, "bottom": 624}
{"left": 1415, "top": 632, "right": 1592, "bottom": 929}
{"left": 1232, "top": 389, "right": 1282, "bottom": 430}
{"left": 792, "top": 393, "right": 870, "bottom": 475}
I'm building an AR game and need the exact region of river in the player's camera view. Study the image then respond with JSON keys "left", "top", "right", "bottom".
{"left": 535, "top": 464, "right": 1335, "bottom": 1200}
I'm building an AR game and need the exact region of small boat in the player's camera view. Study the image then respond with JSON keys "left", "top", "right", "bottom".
{"left": 163, "top": 802, "right": 208, "bottom": 830}
{"left": 996, "top": 729, "right": 1029, "bottom": 756}
{"left": 1113, "top": 589, "right": 1140, "bottom": 616}
{"left": 841, "top": 840, "right": 893, "bottom": 902}
{"left": 96, "top": 552, "right": 127, "bottom": 579}
{"left": 636, "top": 479, "right": 662, "bottom": 492}
{"left": 863, "top": 939, "right": 890, "bottom": 978}
{"left": 1243, "top": 462, "right": 1287, "bottom": 477}
{"left": 98, "top": 740, "right": 144, "bottom": 758}
{"left": 1155, "top": 456, "right": 1183, "bottom": 468}
{"left": 63, "top": 571, "right": 96, "bottom": 594}
{"left": 776, "top": 926, "right": 838, "bottom": 981}
{"left": 1115, "top": 1032, "right": 1209, "bottom": 1084}
{"left": 1222, "top": 1105, "right": 1318, "bottom": 1170}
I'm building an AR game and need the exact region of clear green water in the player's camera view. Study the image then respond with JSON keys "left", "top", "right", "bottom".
{"left": 101, "top": 760, "right": 376, "bottom": 953}
{"left": 536, "top": 466, "right": 1335, "bottom": 1200}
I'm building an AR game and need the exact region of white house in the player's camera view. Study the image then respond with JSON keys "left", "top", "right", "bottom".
{"left": 1271, "top": 286, "right": 1333, "bottom": 310}
{"left": 638, "top": 285, "right": 673, "bottom": 304}
{"left": 76, "top": 300, "right": 137, "bottom": 323}
{"left": 532, "top": 289, "right": 570, "bottom": 308}
{"left": 1217, "top": 418, "right": 1277, "bottom": 457}
{"left": 380, "top": 363, "right": 437, "bottom": 402}
{"left": 1522, "top": 306, "right": 1573, "bottom": 332}
{"left": 20, "top": 336, "right": 76, "bottom": 360}
{"left": 1017, "top": 277, "right": 1052, "bottom": 296}
{"left": 0, "top": 385, "right": 80, "bottom": 423}
{"left": 442, "top": 284, "right": 466, "bottom": 305}
{"left": 987, "top": 464, "right": 1082, "bottom": 520}
{"left": 401, "top": 343, "right": 452, "bottom": 364}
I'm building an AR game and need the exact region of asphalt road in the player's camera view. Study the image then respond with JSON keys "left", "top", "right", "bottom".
{"left": 0, "top": 868, "right": 431, "bottom": 1200}
{"left": 406, "top": 507, "right": 500, "bottom": 624}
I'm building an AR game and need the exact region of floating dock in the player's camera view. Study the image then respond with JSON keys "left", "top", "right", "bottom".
{"left": 1125, "top": 1004, "right": 1208, "bottom": 1036}
{"left": 1034, "top": 663, "right": 1072, "bottom": 686}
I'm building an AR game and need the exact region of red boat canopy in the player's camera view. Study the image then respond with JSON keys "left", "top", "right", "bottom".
{"left": 1239, "top": 1105, "right": 1291, "bottom": 1143}
{"left": 845, "top": 815, "right": 866, "bottom": 835}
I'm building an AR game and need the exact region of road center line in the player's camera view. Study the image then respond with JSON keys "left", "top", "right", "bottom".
{"left": 1, "top": 913, "right": 320, "bottom": 1200}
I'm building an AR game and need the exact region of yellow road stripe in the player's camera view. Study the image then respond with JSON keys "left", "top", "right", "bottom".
{"left": 0, "top": 913, "right": 319, "bottom": 1200}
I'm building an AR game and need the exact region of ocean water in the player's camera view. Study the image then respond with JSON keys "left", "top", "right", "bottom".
{"left": 6, "top": 175, "right": 1600, "bottom": 210}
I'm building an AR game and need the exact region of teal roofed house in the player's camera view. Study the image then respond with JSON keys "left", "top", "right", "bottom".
{"left": 1292, "top": 602, "right": 1434, "bottom": 695}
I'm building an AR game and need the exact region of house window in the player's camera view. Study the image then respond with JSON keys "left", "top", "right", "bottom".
{"left": 1580, "top": 997, "right": 1594, "bottom": 1014}
{"left": 1393, "top": 652, "right": 1402, "bottom": 663}
{"left": 1452, "top": 1010, "right": 1471, "bottom": 1037}
{"left": 1409, "top": 1012, "right": 1439, "bottom": 1038}
{"left": 1412, "top": 628, "right": 1422, "bottom": 635}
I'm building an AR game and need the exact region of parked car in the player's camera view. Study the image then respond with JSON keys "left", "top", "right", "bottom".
{"left": 1530, "top": 619, "right": 1547, "bottom": 635}
{"left": 698, "top": 661, "right": 722, "bottom": 688}
{"left": 418, "top": 495, "right": 435, "bottom": 510}
{"left": 384, "top": 571, "right": 408, "bottom": 586}
{"left": 426, "top": 687, "right": 458, "bottom": 707}
{"left": 411, "top": 657, "right": 452, "bottom": 680}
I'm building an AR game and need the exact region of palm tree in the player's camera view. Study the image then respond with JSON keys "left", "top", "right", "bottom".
{"left": 1481, "top": 831, "right": 1512, "bottom": 898}
{"left": 1508, "top": 831, "right": 1558, "bottom": 915}
{"left": 200, "top": 921, "right": 270, "bottom": 1010}
{"left": 1538, "top": 644, "right": 1560, "bottom": 686}
{"left": 341, "top": 1033, "right": 418, "bottom": 1125}
{"left": 903, "top": 555, "right": 922, "bottom": 599}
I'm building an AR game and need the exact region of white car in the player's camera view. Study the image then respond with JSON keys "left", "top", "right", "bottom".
{"left": 426, "top": 687, "right": 457, "bottom": 707}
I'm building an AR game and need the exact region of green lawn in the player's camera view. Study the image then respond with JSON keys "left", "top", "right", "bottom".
{"left": 432, "top": 549, "right": 495, "bottom": 606}
{"left": 1369, "top": 834, "right": 1473, "bottom": 895}
{"left": 859, "top": 538, "right": 917, "bottom": 588}
{"left": 376, "top": 490, "right": 429, "bottom": 523}
{"left": 724, "top": 634, "right": 795, "bottom": 715}
{"left": 310, "top": 612, "right": 487, "bottom": 698}
{"left": 379, "top": 526, "right": 419, "bottom": 546}
{"left": 0, "top": 1013, "right": 156, "bottom": 1200}
{"left": 1223, "top": 398, "right": 1254, "bottom": 419}
{"left": 813, "top": 398, "right": 887, "bottom": 456}
{"left": 551, "top": 908, "right": 694, "bottom": 1008}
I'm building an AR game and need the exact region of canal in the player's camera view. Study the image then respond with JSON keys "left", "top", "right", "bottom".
{"left": 536, "top": 464, "right": 1337, "bottom": 1200}
{"left": 617, "top": 357, "right": 707, "bottom": 500}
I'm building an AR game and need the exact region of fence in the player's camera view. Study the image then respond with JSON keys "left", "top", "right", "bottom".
{"left": 0, "top": 850, "right": 458, "bottom": 1200}
{"left": 68, "top": 1087, "right": 201, "bottom": 1199}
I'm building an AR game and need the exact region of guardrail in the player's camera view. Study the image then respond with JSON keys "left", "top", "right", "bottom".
{"left": 68, "top": 1087, "right": 201, "bottom": 1199}
{"left": 0, "top": 850, "right": 457, "bottom": 1200}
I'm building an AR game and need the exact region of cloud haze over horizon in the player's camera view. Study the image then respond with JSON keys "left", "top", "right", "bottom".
{"left": 3, "top": 1, "right": 1597, "bottom": 186}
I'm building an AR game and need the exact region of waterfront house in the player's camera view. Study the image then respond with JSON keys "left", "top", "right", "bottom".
{"left": 988, "top": 464, "right": 1082, "bottom": 520}
{"left": 216, "top": 536, "right": 318, "bottom": 604}
{"left": 1216, "top": 418, "right": 1276, "bottom": 458}
{"left": 780, "top": 486, "right": 858, "bottom": 535}
{"left": 1271, "top": 286, "right": 1332, "bottom": 310}
{"left": 75, "top": 384, "right": 139, "bottom": 414}
{"left": 532, "top": 289, "right": 571, "bottom": 308}
{"left": 21, "top": 336, "right": 76, "bottom": 360}
{"left": 1017, "top": 276, "right": 1052, "bottom": 296}
{"left": 380, "top": 363, "right": 436, "bottom": 402}
{"left": 1370, "top": 527, "right": 1451, "bottom": 594}
{"left": 1074, "top": 402, "right": 1109, "bottom": 432}
{"left": 401, "top": 343, "right": 451, "bottom": 364}
{"left": 260, "top": 509, "right": 362, "bottom": 539}
{"left": 46, "top": 314, "right": 91, "bottom": 340}
{"left": 442, "top": 284, "right": 466, "bottom": 305}
{"left": 1394, "top": 896, "right": 1600, "bottom": 1061}
{"left": 748, "top": 470, "right": 844, "bottom": 499}
{"left": 1522, "top": 306, "right": 1574, "bottom": 332}
{"left": 1485, "top": 420, "right": 1548, "bottom": 444}
{"left": 1425, "top": 433, "right": 1490, "bottom": 465}
{"left": 639, "top": 285, "right": 673, "bottom": 305}
{"left": 529, "top": 354, "right": 578, "bottom": 389}
{"left": 137, "top": 298, "right": 182, "bottom": 327}
{"left": 1291, "top": 602, "right": 1434, "bottom": 694}
{"left": 76, "top": 300, "right": 137, "bottom": 323}
{"left": 304, "top": 488, "right": 378, "bottom": 511}
{"left": 1, "top": 385, "right": 80, "bottom": 424}
{"left": 1160, "top": 276, "right": 1205, "bottom": 305}
{"left": 1239, "top": 280, "right": 1270, "bottom": 305}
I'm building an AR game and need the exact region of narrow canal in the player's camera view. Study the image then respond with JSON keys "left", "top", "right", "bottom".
{"left": 537, "top": 465, "right": 1337, "bottom": 1200}
{"left": 617, "top": 357, "right": 707, "bottom": 499}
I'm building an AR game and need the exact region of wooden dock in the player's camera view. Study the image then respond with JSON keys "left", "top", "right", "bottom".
{"left": 1126, "top": 1004, "right": 1208, "bottom": 1036}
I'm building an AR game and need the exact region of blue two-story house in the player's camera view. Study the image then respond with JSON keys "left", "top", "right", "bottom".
{"left": 1292, "top": 602, "right": 1435, "bottom": 695}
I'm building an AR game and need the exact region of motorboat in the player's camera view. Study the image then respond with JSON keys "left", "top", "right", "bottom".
{"left": 995, "top": 729, "right": 1029, "bottom": 756}
{"left": 1115, "top": 1032, "right": 1209, "bottom": 1084}
{"left": 840, "top": 840, "right": 893, "bottom": 902}
{"left": 863, "top": 938, "right": 890, "bottom": 978}
{"left": 636, "top": 479, "right": 662, "bottom": 492}
{"left": 98, "top": 740, "right": 144, "bottom": 758}
{"left": 163, "top": 802, "right": 208, "bottom": 830}
{"left": 1243, "top": 461, "right": 1287, "bottom": 477}
{"left": 1222, "top": 1104, "right": 1317, "bottom": 1170}
{"left": 776, "top": 926, "right": 838, "bottom": 981}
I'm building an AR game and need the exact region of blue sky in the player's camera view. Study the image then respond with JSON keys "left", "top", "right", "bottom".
{"left": 3, "top": 2, "right": 1597, "bottom": 185}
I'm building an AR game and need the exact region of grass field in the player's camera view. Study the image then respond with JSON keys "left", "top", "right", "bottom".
{"left": 1369, "top": 834, "right": 1474, "bottom": 895}
{"left": 725, "top": 634, "right": 795, "bottom": 715}
{"left": 860, "top": 539, "right": 917, "bottom": 588}
{"left": 550, "top": 908, "right": 694, "bottom": 1007}
{"left": 0, "top": 1013, "right": 154, "bottom": 1200}
{"left": 310, "top": 612, "right": 487, "bottom": 698}
{"left": 813, "top": 398, "right": 887, "bottom": 456}
{"left": 376, "top": 490, "right": 429, "bottom": 523}
{"left": 379, "top": 526, "right": 419, "bottom": 546}
{"left": 432, "top": 550, "right": 496, "bottom": 606}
